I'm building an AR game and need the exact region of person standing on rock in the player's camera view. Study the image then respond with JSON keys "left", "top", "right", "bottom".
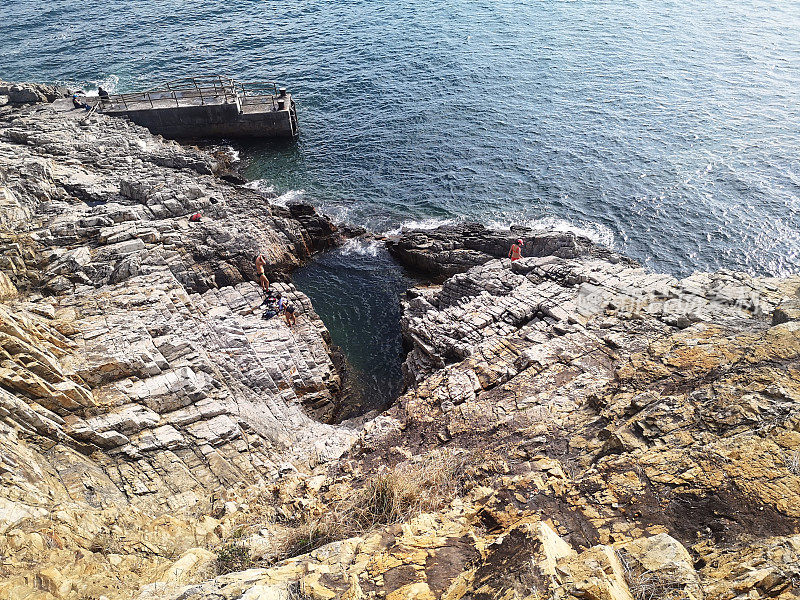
{"left": 509, "top": 238, "right": 524, "bottom": 261}
{"left": 284, "top": 304, "right": 296, "bottom": 327}
{"left": 255, "top": 253, "right": 269, "bottom": 294}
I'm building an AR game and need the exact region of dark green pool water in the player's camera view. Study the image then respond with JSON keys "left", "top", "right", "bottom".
{"left": 291, "top": 240, "right": 420, "bottom": 415}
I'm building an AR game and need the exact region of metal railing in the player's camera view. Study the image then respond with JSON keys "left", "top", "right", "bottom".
{"left": 235, "top": 81, "right": 279, "bottom": 109}
{"left": 101, "top": 76, "right": 285, "bottom": 112}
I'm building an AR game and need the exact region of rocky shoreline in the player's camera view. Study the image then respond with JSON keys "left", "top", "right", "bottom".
{"left": 1, "top": 84, "right": 800, "bottom": 600}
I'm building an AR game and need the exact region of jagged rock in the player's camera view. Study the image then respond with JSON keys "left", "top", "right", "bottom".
{"left": 773, "top": 297, "right": 800, "bottom": 325}
{"left": 387, "top": 222, "right": 632, "bottom": 279}
{"left": 0, "top": 81, "right": 70, "bottom": 105}
{"left": 2, "top": 89, "right": 800, "bottom": 600}
{"left": 0, "top": 80, "right": 70, "bottom": 106}
{"left": 375, "top": 224, "right": 800, "bottom": 599}
{"left": 619, "top": 534, "right": 702, "bottom": 600}
{"left": 0, "top": 270, "right": 17, "bottom": 299}
{"left": 0, "top": 92, "right": 357, "bottom": 599}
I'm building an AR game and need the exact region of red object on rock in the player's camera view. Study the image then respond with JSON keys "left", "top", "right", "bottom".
{"left": 189, "top": 213, "right": 202, "bottom": 222}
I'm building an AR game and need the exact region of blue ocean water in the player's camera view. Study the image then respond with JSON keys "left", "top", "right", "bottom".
{"left": 3, "top": 0, "right": 800, "bottom": 277}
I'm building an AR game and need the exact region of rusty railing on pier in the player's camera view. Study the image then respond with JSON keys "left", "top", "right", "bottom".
{"left": 101, "top": 76, "right": 285, "bottom": 112}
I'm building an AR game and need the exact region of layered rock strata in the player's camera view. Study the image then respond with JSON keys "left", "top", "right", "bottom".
{"left": 176, "top": 226, "right": 800, "bottom": 600}
{"left": 1, "top": 89, "right": 799, "bottom": 600}
{"left": 0, "top": 94, "right": 361, "bottom": 598}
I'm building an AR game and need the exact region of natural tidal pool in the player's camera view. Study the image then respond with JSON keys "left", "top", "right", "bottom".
{"left": 291, "top": 240, "right": 421, "bottom": 417}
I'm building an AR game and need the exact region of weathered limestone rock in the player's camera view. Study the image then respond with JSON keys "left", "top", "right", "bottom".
{"left": 369, "top": 224, "right": 800, "bottom": 599}
{"left": 0, "top": 270, "right": 17, "bottom": 299}
{"left": 0, "top": 80, "right": 71, "bottom": 106}
{"left": 387, "top": 222, "right": 631, "bottom": 280}
{"left": 0, "top": 90, "right": 357, "bottom": 599}
{"left": 2, "top": 90, "right": 800, "bottom": 600}
{"left": 619, "top": 534, "right": 702, "bottom": 600}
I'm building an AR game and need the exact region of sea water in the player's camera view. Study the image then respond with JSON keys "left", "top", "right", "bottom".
{"left": 291, "top": 240, "right": 421, "bottom": 413}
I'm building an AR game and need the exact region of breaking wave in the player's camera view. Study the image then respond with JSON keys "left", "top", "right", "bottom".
{"left": 243, "top": 181, "right": 306, "bottom": 207}
{"left": 223, "top": 145, "right": 241, "bottom": 163}
{"left": 80, "top": 74, "right": 120, "bottom": 96}
{"left": 273, "top": 189, "right": 306, "bottom": 207}
{"left": 487, "top": 216, "right": 616, "bottom": 248}
{"left": 380, "top": 214, "right": 613, "bottom": 248}
{"left": 381, "top": 217, "right": 459, "bottom": 237}
{"left": 339, "top": 238, "right": 382, "bottom": 257}
{"left": 243, "top": 179, "right": 277, "bottom": 195}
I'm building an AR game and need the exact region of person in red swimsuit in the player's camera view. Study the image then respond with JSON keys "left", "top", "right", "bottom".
{"left": 508, "top": 239, "right": 524, "bottom": 261}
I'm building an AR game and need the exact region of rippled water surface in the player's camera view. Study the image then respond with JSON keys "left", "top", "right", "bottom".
{"left": 291, "top": 241, "right": 420, "bottom": 413}
{"left": 3, "top": 0, "right": 800, "bottom": 276}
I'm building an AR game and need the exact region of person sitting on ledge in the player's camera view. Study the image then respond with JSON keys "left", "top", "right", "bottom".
{"left": 72, "top": 93, "right": 90, "bottom": 110}
{"left": 509, "top": 238, "right": 524, "bottom": 261}
{"left": 98, "top": 86, "right": 110, "bottom": 103}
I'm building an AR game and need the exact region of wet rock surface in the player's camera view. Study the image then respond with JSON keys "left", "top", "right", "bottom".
{"left": 2, "top": 90, "right": 800, "bottom": 600}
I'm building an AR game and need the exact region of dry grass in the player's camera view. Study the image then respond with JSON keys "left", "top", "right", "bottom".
{"left": 276, "top": 449, "right": 471, "bottom": 561}
{"left": 89, "top": 531, "right": 125, "bottom": 555}
{"left": 280, "top": 520, "right": 341, "bottom": 560}
{"left": 207, "top": 449, "right": 472, "bottom": 573}
{"left": 216, "top": 541, "right": 254, "bottom": 575}
{"left": 617, "top": 550, "right": 687, "bottom": 600}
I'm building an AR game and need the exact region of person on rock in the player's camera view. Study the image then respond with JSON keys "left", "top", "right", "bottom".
{"left": 284, "top": 304, "right": 296, "bottom": 327}
{"left": 98, "top": 86, "right": 110, "bottom": 104}
{"left": 72, "top": 93, "right": 90, "bottom": 110}
{"left": 276, "top": 292, "right": 287, "bottom": 315}
{"left": 254, "top": 253, "right": 269, "bottom": 294}
{"left": 509, "top": 238, "right": 524, "bottom": 261}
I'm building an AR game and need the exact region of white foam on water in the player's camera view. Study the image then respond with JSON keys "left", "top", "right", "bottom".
{"left": 243, "top": 179, "right": 277, "bottom": 195}
{"left": 273, "top": 189, "right": 306, "bottom": 207}
{"left": 318, "top": 203, "right": 354, "bottom": 226}
{"left": 382, "top": 216, "right": 458, "bottom": 237}
{"left": 243, "top": 181, "right": 306, "bottom": 207}
{"left": 82, "top": 74, "right": 120, "bottom": 96}
{"left": 488, "top": 216, "right": 615, "bottom": 248}
{"left": 339, "top": 238, "right": 382, "bottom": 257}
{"left": 223, "top": 145, "right": 241, "bottom": 163}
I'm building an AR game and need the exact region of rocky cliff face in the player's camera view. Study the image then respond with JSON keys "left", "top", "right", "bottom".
{"left": 0, "top": 80, "right": 71, "bottom": 108}
{"left": 0, "top": 92, "right": 359, "bottom": 597}
{"left": 173, "top": 227, "right": 799, "bottom": 600}
{"left": 1, "top": 91, "right": 799, "bottom": 600}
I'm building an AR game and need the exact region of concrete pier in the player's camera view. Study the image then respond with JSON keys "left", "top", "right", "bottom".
{"left": 73, "top": 77, "right": 299, "bottom": 140}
